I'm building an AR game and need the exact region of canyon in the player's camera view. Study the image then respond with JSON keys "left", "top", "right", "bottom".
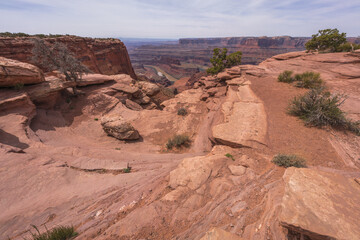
{"left": 128, "top": 36, "right": 360, "bottom": 85}
{"left": 1, "top": 36, "right": 360, "bottom": 240}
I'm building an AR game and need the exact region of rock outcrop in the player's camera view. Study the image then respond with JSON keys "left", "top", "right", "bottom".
{"left": 1, "top": 50, "right": 360, "bottom": 240}
{"left": 212, "top": 80, "right": 267, "bottom": 148}
{"left": 0, "top": 36, "right": 136, "bottom": 78}
{"left": 280, "top": 168, "right": 360, "bottom": 240}
{"left": 0, "top": 56, "right": 44, "bottom": 87}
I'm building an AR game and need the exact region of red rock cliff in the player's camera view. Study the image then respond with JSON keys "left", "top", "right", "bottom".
{"left": 0, "top": 36, "right": 136, "bottom": 78}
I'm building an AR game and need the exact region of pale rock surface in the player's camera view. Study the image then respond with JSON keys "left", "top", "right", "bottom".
{"left": 111, "top": 82, "right": 140, "bottom": 96}
{"left": 169, "top": 153, "right": 226, "bottom": 190}
{"left": 200, "top": 228, "right": 243, "bottom": 240}
{"left": 76, "top": 73, "right": 114, "bottom": 86}
{"left": 212, "top": 85, "right": 267, "bottom": 148}
{"left": 280, "top": 168, "right": 360, "bottom": 240}
{"left": 136, "top": 81, "right": 160, "bottom": 96}
{"left": 228, "top": 165, "right": 246, "bottom": 175}
{"left": 0, "top": 56, "right": 44, "bottom": 87}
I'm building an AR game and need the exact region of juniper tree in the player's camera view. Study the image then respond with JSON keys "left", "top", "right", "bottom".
{"left": 32, "top": 38, "right": 90, "bottom": 94}
{"left": 207, "top": 48, "right": 242, "bottom": 75}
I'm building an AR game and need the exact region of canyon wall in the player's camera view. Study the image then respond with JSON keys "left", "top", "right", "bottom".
{"left": 0, "top": 36, "right": 136, "bottom": 78}
{"left": 129, "top": 36, "right": 310, "bottom": 81}
{"left": 179, "top": 36, "right": 308, "bottom": 48}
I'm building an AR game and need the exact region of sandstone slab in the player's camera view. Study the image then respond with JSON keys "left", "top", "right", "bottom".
{"left": 111, "top": 83, "right": 140, "bottom": 96}
{"left": 76, "top": 74, "right": 114, "bottom": 86}
{"left": 169, "top": 154, "right": 225, "bottom": 190}
{"left": 0, "top": 56, "right": 44, "bottom": 87}
{"left": 212, "top": 86, "right": 267, "bottom": 148}
{"left": 25, "top": 76, "right": 75, "bottom": 103}
{"left": 280, "top": 168, "right": 360, "bottom": 240}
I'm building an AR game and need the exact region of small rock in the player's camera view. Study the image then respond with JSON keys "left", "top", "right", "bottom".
{"left": 228, "top": 165, "right": 246, "bottom": 176}
{"left": 137, "top": 81, "right": 160, "bottom": 96}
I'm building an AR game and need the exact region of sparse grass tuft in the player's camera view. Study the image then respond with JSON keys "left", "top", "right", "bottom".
{"left": 166, "top": 134, "right": 190, "bottom": 150}
{"left": 123, "top": 168, "right": 131, "bottom": 173}
{"left": 278, "top": 70, "right": 294, "bottom": 83}
{"left": 115, "top": 147, "right": 121, "bottom": 150}
{"left": 294, "top": 72, "right": 324, "bottom": 89}
{"left": 225, "top": 153, "right": 235, "bottom": 161}
{"left": 94, "top": 118, "right": 99, "bottom": 121}
{"left": 272, "top": 154, "right": 306, "bottom": 168}
{"left": 177, "top": 108, "right": 188, "bottom": 116}
{"left": 28, "top": 225, "right": 77, "bottom": 240}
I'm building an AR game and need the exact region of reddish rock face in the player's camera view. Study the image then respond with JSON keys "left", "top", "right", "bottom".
{"left": 0, "top": 36, "right": 136, "bottom": 78}
{"left": 0, "top": 56, "right": 45, "bottom": 87}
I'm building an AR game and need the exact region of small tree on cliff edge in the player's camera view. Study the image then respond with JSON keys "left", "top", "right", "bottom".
{"left": 32, "top": 38, "right": 90, "bottom": 93}
{"left": 305, "top": 28, "right": 346, "bottom": 52}
{"left": 207, "top": 48, "right": 242, "bottom": 75}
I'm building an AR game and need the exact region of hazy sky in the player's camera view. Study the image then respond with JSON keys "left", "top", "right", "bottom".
{"left": 1, "top": 0, "right": 359, "bottom": 38}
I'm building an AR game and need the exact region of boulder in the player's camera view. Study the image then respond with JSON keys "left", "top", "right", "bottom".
{"left": 111, "top": 83, "right": 141, "bottom": 96}
{"left": 136, "top": 81, "right": 160, "bottom": 96}
{"left": 0, "top": 57, "right": 44, "bottom": 87}
{"left": 101, "top": 115, "right": 139, "bottom": 140}
{"left": 280, "top": 168, "right": 360, "bottom": 240}
{"left": 169, "top": 154, "right": 225, "bottom": 190}
{"left": 203, "top": 80, "right": 217, "bottom": 89}
{"left": 25, "top": 76, "right": 75, "bottom": 104}
{"left": 217, "top": 72, "right": 232, "bottom": 81}
{"left": 112, "top": 74, "right": 135, "bottom": 85}
{"left": 125, "top": 99, "right": 143, "bottom": 111}
{"left": 200, "top": 228, "right": 243, "bottom": 240}
{"left": 76, "top": 74, "right": 114, "bottom": 86}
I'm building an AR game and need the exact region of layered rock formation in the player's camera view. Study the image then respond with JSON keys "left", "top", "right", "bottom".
{"left": 0, "top": 36, "right": 136, "bottom": 78}
{"left": 1, "top": 50, "right": 360, "bottom": 240}
{"left": 0, "top": 56, "right": 44, "bottom": 87}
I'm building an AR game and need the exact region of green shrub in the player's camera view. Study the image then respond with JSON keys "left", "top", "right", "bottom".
{"left": 177, "top": 108, "right": 188, "bottom": 116}
{"left": 293, "top": 72, "right": 324, "bottom": 89}
{"left": 94, "top": 118, "right": 98, "bottom": 121}
{"left": 14, "top": 82, "right": 24, "bottom": 90}
{"left": 305, "top": 28, "right": 347, "bottom": 52}
{"left": 166, "top": 134, "right": 190, "bottom": 150}
{"left": 0, "top": 32, "right": 67, "bottom": 38}
{"left": 278, "top": 70, "right": 294, "bottom": 83}
{"left": 207, "top": 48, "right": 242, "bottom": 75}
{"left": 123, "top": 167, "right": 131, "bottom": 173}
{"left": 288, "top": 88, "right": 360, "bottom": 135}
{"left": 29, "top": 225, "right": 77, "bottom": 240}
{"left": 225, "top": 153, "right": 235, "bottom": 161}
{"left": 272, "top": 154, "right": 306, "bottom": 168}
{"left": 336, "top": 42, "right": 360, "bottom": 52}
